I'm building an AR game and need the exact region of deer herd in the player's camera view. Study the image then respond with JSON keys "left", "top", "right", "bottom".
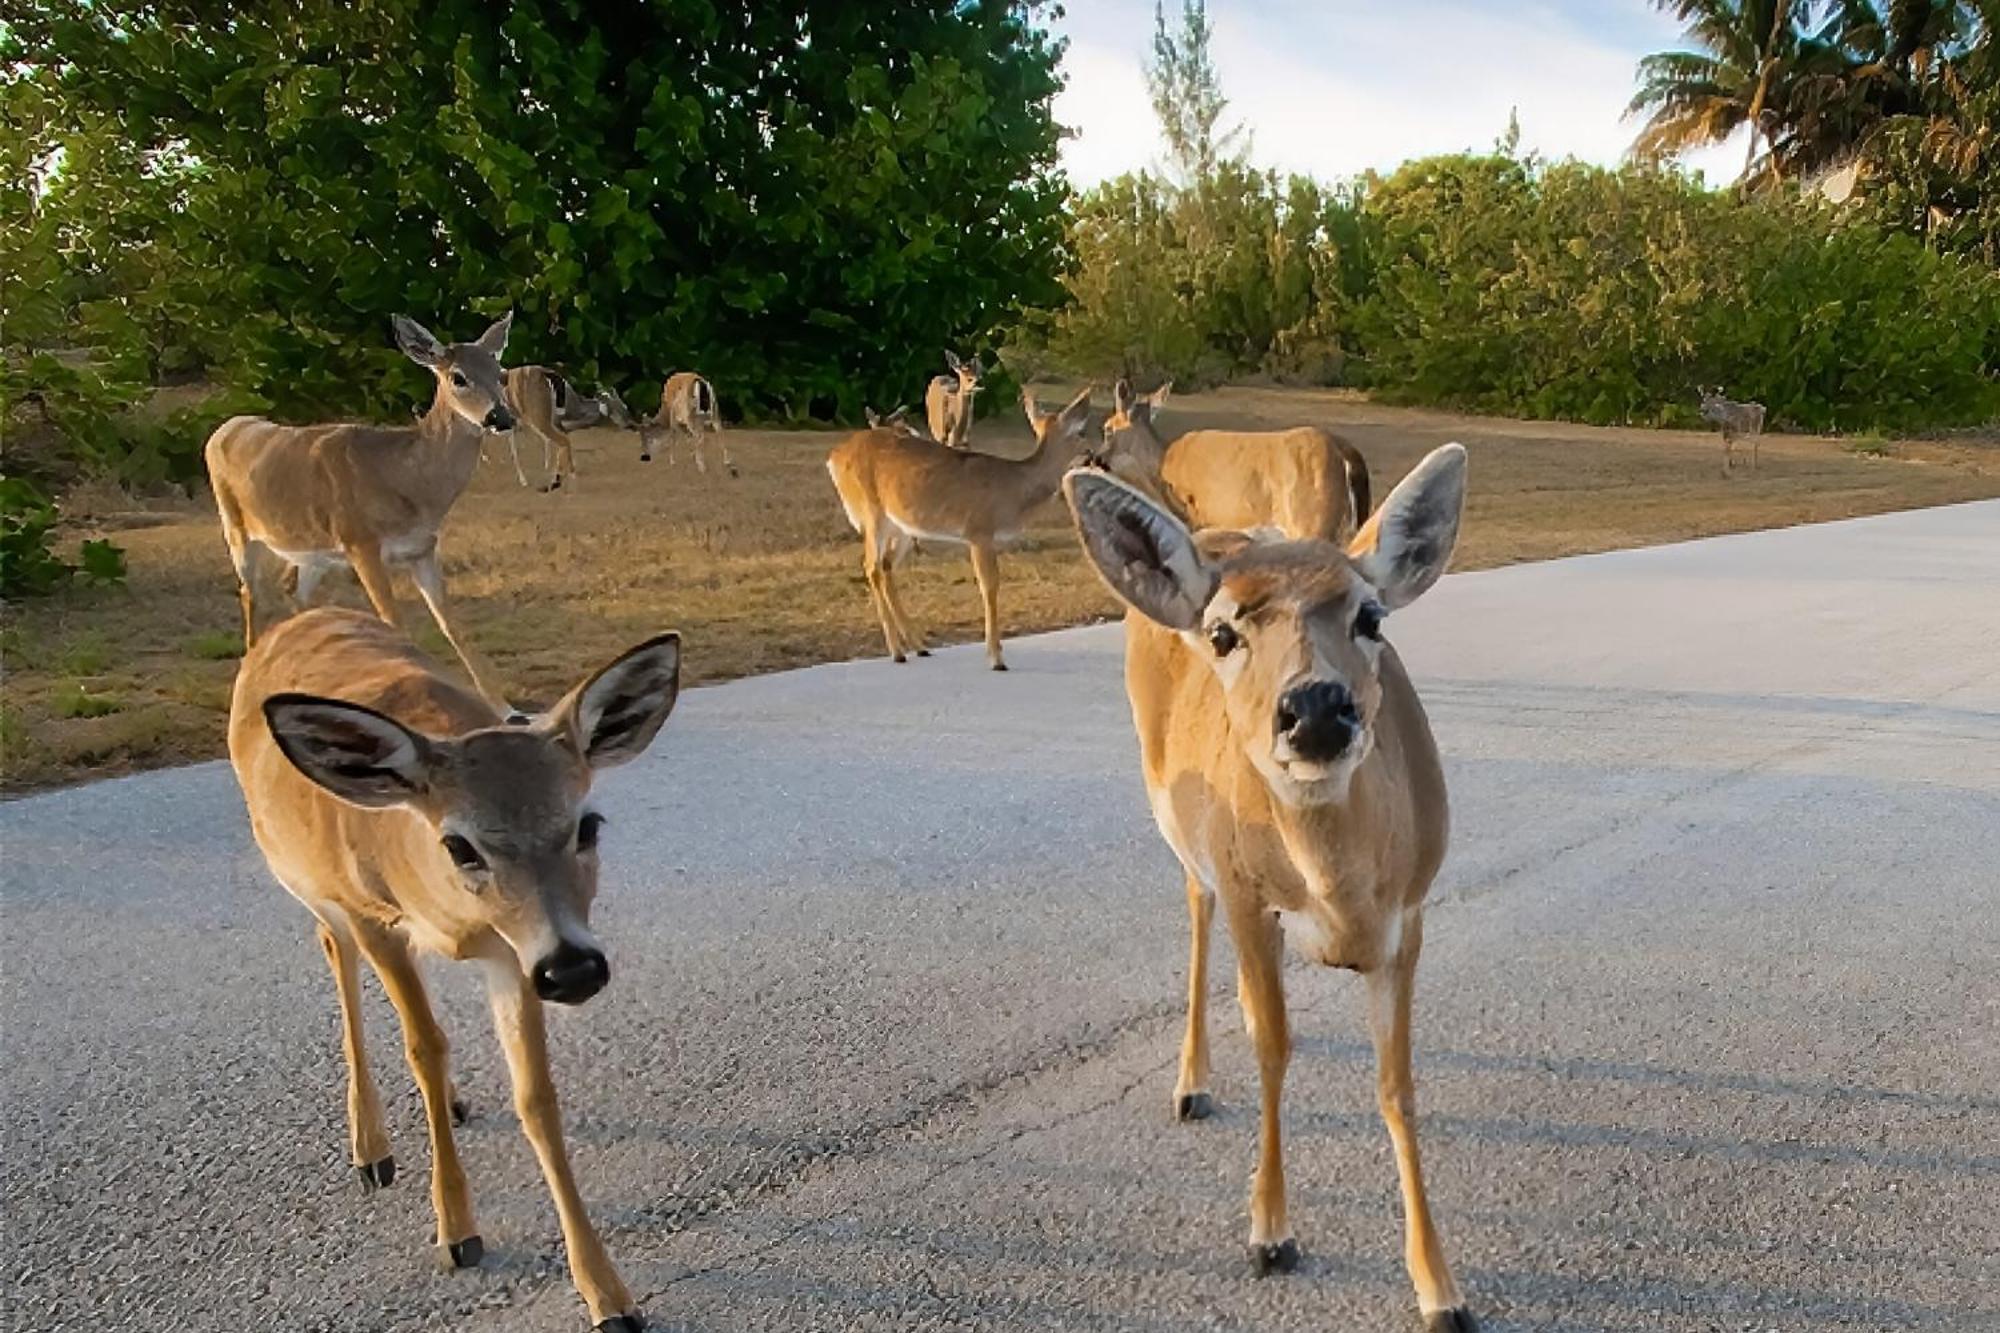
{"left": 198, "top": 310, "right": 1769, "bottom": 1332}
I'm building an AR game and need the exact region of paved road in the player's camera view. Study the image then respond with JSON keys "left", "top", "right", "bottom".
{"left": 5, "top": 502, "right": 1998, "bottom": 1333}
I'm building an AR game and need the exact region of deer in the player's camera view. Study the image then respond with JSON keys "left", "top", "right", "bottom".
{"left": 925, "top": 351, "right": 983, "bottom": 449}
{"left": 1697, "top": 386, "right": 1766, "bottom": 475}
{"left": 644, "top": 371, "right": 735, "bottom": 476}
{"left": 227, "top": 605, "right": 681, "bottom": 1333}
{"left": 1062, "top": 443, "right": 1478, "bottom": 1333}
{"left": 1098, "top": 378, "right": 1372, "bottom": 542}
{"left": 499, "top": 367, "right": 638, "bottom": 492}
{"left": 205, "top": 313, "right": 517, "bottom": 707}
{"left": 826, "top": 384, "right": 1093, "bottom": 671}
{"left": 865, "top": 404, "right": 930, "bottom": 439}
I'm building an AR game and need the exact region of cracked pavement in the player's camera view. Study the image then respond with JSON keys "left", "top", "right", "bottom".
{"left": 4, "top": 501, "right": 1998, "bottom": 1331}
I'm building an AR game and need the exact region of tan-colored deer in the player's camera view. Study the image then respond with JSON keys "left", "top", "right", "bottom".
{"left": 644, "top": 371, "right": 734, "bottom": 475}
{"left": 925, "top": 351, "right": 982, "bottom": 449}
{"left": 499, "top": 367, "right": 638, "bottom": 492}
{"left": 228, "top": 606, "right": 681, "bottom": 1333}
{"left": 205, "top": 313, "right": 516, "bottom": 706}
{"left": 1063, "top": 444, "right": 1477, "bottom": 1333}
{"left": 1098, "top": 378, "right": 1372, "bottom": 541}
{"left": 826, "top": 385, "right": 1093, "bottom": 671}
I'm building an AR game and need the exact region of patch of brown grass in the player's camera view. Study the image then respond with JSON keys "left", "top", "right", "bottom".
{"left": 4, "top": 386, "right": 1995, "bottom": 794}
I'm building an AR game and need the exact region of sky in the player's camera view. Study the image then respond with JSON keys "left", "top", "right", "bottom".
{"left": 1048, "top": 0, "right": 1747, "bottom": 186}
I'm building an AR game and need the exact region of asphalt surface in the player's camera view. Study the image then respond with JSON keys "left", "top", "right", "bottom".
{"left": 4, "top": 501, "right": 1998, "bottom": 1333}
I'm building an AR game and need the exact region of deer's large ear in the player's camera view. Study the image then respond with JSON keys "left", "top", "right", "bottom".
{"left": 1020, "top": 386, "right": 1041, "bottom": 423}
{"left": 945, "top": 350, "right": 963, "bottom": 372}
{"left": 392, "top": 316, "right": 445, "bottom": 367}
{"left": 1347, "top": 443, "right": 1466, "bottom": 610}
{"left": 1065, "top": 469, "right": 1215, "bottom": 631}
{"left": 552, "top": 632, "right": 682, "bottom": 770}
{"left": 1112, "top": 378, "right": 1135, "bottom": 414}
{"left": 1057, "top": 385, "right": 1093, "bottom": 438}
{"left": 475, "top": 310, "right": 514, "bottom": 358}
{"left": 1147, "top": 381, "right": 1173, "bottom": 410}
{"left": 969, "top": 354, "right": 983, "bottom": 378}
{"left": 263, "top": 695, "right": 432, "bottom": 808}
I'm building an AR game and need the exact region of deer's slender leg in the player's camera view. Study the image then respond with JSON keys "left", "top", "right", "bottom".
{"left": 1367, "top": 915, "right": 1473, "bottom": 1329}
{"left": 351, "top": 920, "right": 479, "bottom": 1264}
{"left": 347, "top": 543, "right": 409, "bottom": 632}
{"left": 408, "top": 548, "right": 510, "bottom": 710}
{"left": 314, "top": 913, "right": 392, "bottom": 1184}
{"left": 1173, "top": 870, "right": 1216, "bottom": 1120}
{"left": 1232, "top": 904, "right": 1294, "bottom": 1272}
{"left": 483, "top": 960, "right": 637, "bottom": 1328}
{"left": 506, "top": 431, "right": 530, "bottom": 488}
{"left": 877, "top": 532, "right": 929, "bottom": 656}
{"left": 860, "top": 526, "right": 908, "bottom": 663}
{"left": 713, "top": 424, "right": 737, "bottom": 477}
{"left": 968, "top": 539, "right": 1007, "bottom": 671}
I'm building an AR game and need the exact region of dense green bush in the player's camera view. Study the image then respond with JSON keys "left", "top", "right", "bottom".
{"left": 1034, "top": 150, "right": 2000, "bottom": 432}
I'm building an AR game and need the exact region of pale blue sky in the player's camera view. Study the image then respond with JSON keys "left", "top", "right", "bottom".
{"left": 1049, "top": 0, "right": 1745, "bottom": 184}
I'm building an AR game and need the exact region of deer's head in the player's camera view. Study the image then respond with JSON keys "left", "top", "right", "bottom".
{"left": 1022, "top": 385, "right": 1095, "bottom": 456}
{"left": 261, "top": 633, "right": 682, "bottom": 1003}
{"left": 1066, "top": 444, "right": 1466, "bottom": 807}
{"left": 944, "top": 350, "right": 984, "bottom": 402}
{"left": 595, "top": 384, "right": 636, "bottom": 431}
{"left": 1099, "top": 377, "right": 1172, "bottom": 475}
{"left": 394, "top": 312, "right": 517, "bottom": 434}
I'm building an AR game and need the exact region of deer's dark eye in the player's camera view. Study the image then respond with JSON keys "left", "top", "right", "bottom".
{"left": 1207, "top": 622, "right": 1241, "bottom": 657}
{"left": 1354, "top": 603, "right": 1384, "bottom": 642}
{"left": 577, "top": 812, "right": 605, "bottom": 852}
{"left": 450, "top": 370, "right": 468, "bottom": 388}
{"left": 441, "top": 833, "right": 485, "bottom": 872}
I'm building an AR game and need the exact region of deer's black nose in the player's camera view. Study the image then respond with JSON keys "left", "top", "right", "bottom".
{"left": 533, "top": 944, "right": 609, "bottom": 1005}
{"left": 1275, "top": 680, "right": 1360, "bottom": 763}
{"left": 485, "top": 406, "right": 516, "bottom": 432}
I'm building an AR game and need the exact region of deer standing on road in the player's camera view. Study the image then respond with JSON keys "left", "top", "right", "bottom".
{"left": 1098, "top": 379, "right": 1372, "bottom": 541}
{"left": 645, "top": 372, "right": 734, "bottom": 475}
{"left": 827, "top": 385, "right": 1093, "bottom": 670}
{"left": 228, "top": 606, "right": 681, "bottom": 1333}
{"left": 205, "top": 313, "right": 516, "bottom": 706}
{"left": 925, "top": 351, "right": 983, "bottom": 449}
{"left": 1698, "top": 386, "right": 1765, "bottom": 475}
{"left": 1063, "top": 444, "right": 1477, "bottom": 1332}
{"left": 499, "top": 368, "right": 637, "bottom": 492}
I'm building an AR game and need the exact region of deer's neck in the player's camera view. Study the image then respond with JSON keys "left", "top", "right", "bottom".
{"left": 996, "top": 430, "right": 1084, "bottom": 520}
{"left": 406, "top": 391, "right": 484, "bottom": 500}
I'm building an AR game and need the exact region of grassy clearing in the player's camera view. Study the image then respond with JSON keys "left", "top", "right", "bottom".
{"left": 4, "top": 385, "right": 1996, "bottom": 794}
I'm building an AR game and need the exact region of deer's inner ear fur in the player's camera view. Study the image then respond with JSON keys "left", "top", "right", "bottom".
{"left": 263, "top": 695, "right": 431, "bottom": 808}
{"left": 1348, "top": 443, "right": 1467, "bottom": 610}
{"left": 1065, "top": 470, "right": 1216, "bottom": 631}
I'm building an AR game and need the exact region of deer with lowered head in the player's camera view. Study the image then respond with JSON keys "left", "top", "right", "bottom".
{"left": 827, "top": 384, "right": 1094, "bottom": 670}
{"left": 925, "top": 350, "right": 983, "bottom": 449}
{"left": 1097, "top": 377, "right": 1373, "bottom": 542}
{"left": 1063, "top": 443, "right": 1478, "bottom": 1331}
{"left": 205, "top": 313, "right": 519, "bottom": 706}
{"left": 644, "top": 371, "right": 734, "bottom": 475}
{"left": 228, "top": 605, "right": 682, "bottom": 1332}
{"left": 498, "top": 367, "right": 638, "bottom": 492}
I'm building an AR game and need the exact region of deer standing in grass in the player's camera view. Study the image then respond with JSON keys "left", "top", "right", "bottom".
{"left": 1697, "top": 386, "right": 1765, "bottom": 475}
{"left": 1098, "top": 378, "right": 1372, "bottom": 541}
{"left": 1063, "top": 444, "right": 1477, "bottom": 1332}
{"left": 644, "top": 372, "right": 734, "bottom": 475}
{"left": 925, "top": 351, "right": 983, "bottom": 449}
{"left": 229, "top": 606, "right": 681, "bottom": 1332}
{"left": 827, "top": 385, "right": 1093, "bottom": 670}
{"left": 205, "top": 313, "right": 516, "bottom": 706}
{"left": 499, "top": 367, "right": 637, "bottom": 492}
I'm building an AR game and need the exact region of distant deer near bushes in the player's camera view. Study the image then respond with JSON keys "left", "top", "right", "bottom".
{"left": 926, "top": 351, "right": 983, "bottom": 449}
{"left": 1698, "top": 387, "right": 1765, "bottom": 476}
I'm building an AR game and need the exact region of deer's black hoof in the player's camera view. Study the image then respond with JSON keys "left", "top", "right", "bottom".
{"left": 1175, "top": 1091, "right": 1213, "bottom": 1121}
{"left": 892, "top": 653, "right": 907, "bottom": 664}
{"left": 597, "top": 1316, "right": 644, "bottom": 1332}
{"left": 991, "top": 661, "right": 1009, "bottom": 672}
{"left": 1424, "top": 1309, "right": 1479, "bottom": 1332}
{"left": 356, "top": 1156, "right": 396, "bottom": 1193}
{"left": 1249, "top": 1238, "right": 1299, "bottom": 1276}
{"left": 916, "top": 648, "right": 931, "bottom": 657}
{"left": 450, "top": 1095, "right": 471, "bottom": 1126}
{"left": 727, "top": 465, "right": 740, "bottom": 478}
{"left": 639, "top": 453, "right": 652, "bottom": 463}
{"left": 437, "top": 1234, "right": 484, "bottom": 1271}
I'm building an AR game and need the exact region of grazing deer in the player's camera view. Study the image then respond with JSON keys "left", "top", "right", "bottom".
{"left": 1063, "top": 445, "right": 1477, "bottom": 1332}
{"left": 865, "top": 404, "right": 930, "bottom": 439}
{"left": 1697, "top": 386, "right": 1765, "bottom": 475}
{"left": 500, "top": 368, "right": 637, "bottom": 492}
{"left": 644, "top": 372, "right": 734, "bottom": 476}
{"left": 1099, "top": 378, "right": 1372, "bottom": 541}
{"left": 826, "top": 385, "right": 1093, "bottom": 671}
{"left": 228, "top": 606, "right": 681, "bottom": 1333}
{"left": 925, "top": 351, "right": 983, "bottom": 449}
{"left": 205, "top": 313, "right": 516, "bottom": 706}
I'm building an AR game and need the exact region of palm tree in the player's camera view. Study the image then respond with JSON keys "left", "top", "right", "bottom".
{"left": 1627, "top": 1, "right": 1810, "bottom": 183}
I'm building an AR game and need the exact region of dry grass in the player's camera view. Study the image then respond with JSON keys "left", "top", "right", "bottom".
{"left": 4, "top": 385, "right": 1996, "bottom": 794}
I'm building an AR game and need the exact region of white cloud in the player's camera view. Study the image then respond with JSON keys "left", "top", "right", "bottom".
{"left": 1050, "top": 0, "right": 1748, "bottom": 186}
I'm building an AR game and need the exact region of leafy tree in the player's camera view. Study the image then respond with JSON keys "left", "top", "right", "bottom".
{"left": 1143, "top": 0, "right": 1246, "bottom": 184}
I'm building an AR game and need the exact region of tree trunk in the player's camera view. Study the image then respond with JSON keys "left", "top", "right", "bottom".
{"left": 1743, "top": 0, "right": 1793, "bottom": 184}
